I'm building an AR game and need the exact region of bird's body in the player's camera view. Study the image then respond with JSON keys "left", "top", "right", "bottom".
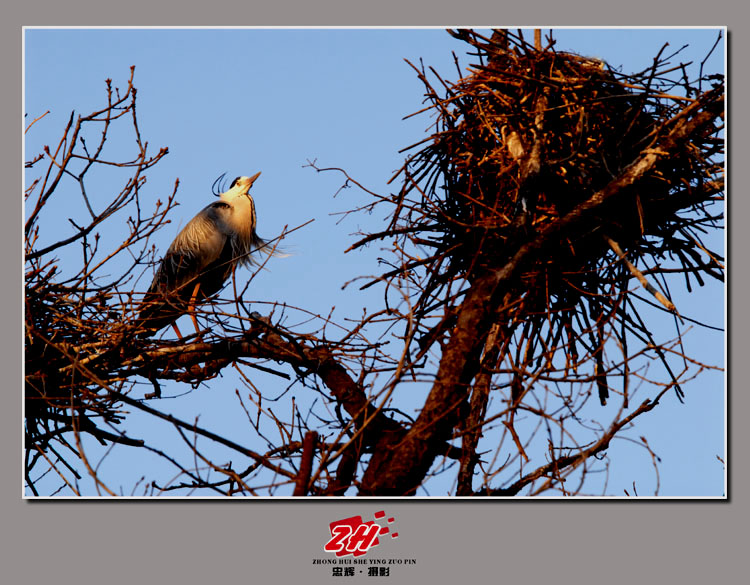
{"left": 137, "top": 172, "right": 266, "bottom": 335}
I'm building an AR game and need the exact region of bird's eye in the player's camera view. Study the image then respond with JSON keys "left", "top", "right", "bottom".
{"left": 230, "top": 177, "right": 241, "bottom": 189}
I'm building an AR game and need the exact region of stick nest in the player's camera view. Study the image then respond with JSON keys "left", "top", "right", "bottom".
{"left": 375, "top": 29, "right": 723, "bottom": 347}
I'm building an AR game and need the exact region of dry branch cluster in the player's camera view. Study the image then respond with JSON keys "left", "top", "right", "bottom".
{"left": 25, "top": 69, "right": 178, "bottom": 482}
{"left": 350, "top": 30, "right": 724, "bottom": 494}
{"left": 386, "top": 30, "right": 723, "bottom": 360}
{"left": 23, "top": 67, "right": 392, "bottom": 496}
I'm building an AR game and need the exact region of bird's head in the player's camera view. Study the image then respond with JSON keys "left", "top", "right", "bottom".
{"left": 213, "top": 171, "right": 261, "bottom": 203}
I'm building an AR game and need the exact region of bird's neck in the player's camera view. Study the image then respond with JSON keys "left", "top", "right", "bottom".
{"left": 220, "top": 187, "right": 246, "bottom": 204}
{"left": 220, "top": 191, "right": 256, "bottom": 241}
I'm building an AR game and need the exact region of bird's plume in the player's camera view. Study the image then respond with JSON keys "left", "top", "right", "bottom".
{"left": 211, "top": 172, "right": 228, "bottom": 197}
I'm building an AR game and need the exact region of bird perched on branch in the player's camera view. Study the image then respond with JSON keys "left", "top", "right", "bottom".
{"left": 137, "top": 172, "right": 272, "bottom": 337}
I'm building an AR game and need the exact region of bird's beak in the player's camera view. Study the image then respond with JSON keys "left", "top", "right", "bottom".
{"left": 248, "top": 171, "right": 261, "bottom": 187}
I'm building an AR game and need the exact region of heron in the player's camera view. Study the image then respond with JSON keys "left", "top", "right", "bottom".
{"left": 137, "top": 172, "right": 271, "bottom": 337}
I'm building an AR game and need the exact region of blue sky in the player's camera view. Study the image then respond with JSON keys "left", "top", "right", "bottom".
{"left": 24, "top": 27, "right": 725, "bottom": 497}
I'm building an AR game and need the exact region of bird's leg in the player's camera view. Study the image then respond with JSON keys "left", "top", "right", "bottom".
{"left": 171, "top": 322, "right": 184, "bottom": 339}
{"left": 188, "top": 281, "right": 202, "bottom": 336}
{"left": 230, "top": 265, "right": 245, "bottom": 333}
